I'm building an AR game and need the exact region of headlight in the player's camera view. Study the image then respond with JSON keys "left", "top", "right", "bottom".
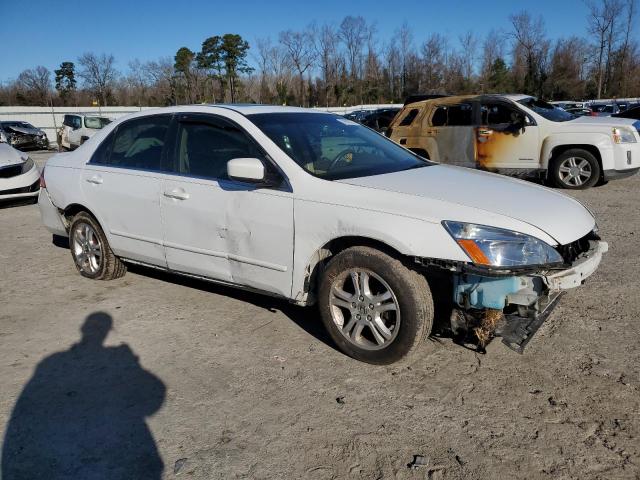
{"left": 20, "top": 157, "right": 34, "bottom": 174}
{"left": 612, "top": 127, "right": 637, "bottom": 143}
{"left": 443, "top": 221, "right": 563, "bottom": 267}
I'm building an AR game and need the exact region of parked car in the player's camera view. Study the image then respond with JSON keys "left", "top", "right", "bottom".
{"left": 344, "top": 108, "right": 401, "bottom": 133}
{"left": 388, "top": 94, "right": 640, "bottom": 189}
{"left": 613, "top": 105, "right": 640, "bottom": 121}
{"left": 564, "top": 107, "right": 592, "bottom": 117}
{"left": 39, "top": 105, "right": 607, "bottom": 364}
{"left": 58, "top": 114, "right": 111, "bottom": 151}
{"left": 0, "top": 143, "right": 40, "bottom": 203}
{"left": 550, "top": 101, "right": 585, "bottom": 110}
{"left": 589, "top": 103, "right": 620, "bottom": 116}
{"left": 0, "top": 121, "right": 49, "bottom": 150}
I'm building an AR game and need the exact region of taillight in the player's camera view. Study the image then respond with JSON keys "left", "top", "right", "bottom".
{"left": 39, "top": 166, "right": 46, "bottom": 188}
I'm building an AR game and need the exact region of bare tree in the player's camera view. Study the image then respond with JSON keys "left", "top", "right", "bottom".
{"left": 77, "top": 53, "right": 117, "bottom": 106}
{"left": 509, "top": 11, "right": 549, "bottom": 96}
{"left": 338, "top": 16, "right": 368, "bottom": 81}
{"left": 312, "top": 23, "right": 340, "bottom": 106}
{"left": 586, "top": 0, "right": 623, "bottom": 98}
{"left": 16, "top": 66, "right": 51, "bottom": 105}
{"left": 279, "top": 28, "right": 316, "bottom": 106}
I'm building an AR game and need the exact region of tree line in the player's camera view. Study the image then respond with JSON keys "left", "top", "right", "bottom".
{"left": 1, "top": 1, "right": 638, "bottom": 108}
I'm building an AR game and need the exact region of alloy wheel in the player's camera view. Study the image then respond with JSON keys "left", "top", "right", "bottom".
{"left": 72, "top": 222, "right": 103, "bottom": 275}
{"left": 329, "top": 268, "right": 400, "bottom": 350}
{"left": 558, "top": 156, "right": 592, "bottom": 187}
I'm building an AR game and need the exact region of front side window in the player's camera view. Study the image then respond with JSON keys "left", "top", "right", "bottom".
{"left": 84, "top": 117, "right": 111, "bottom": 129}
{"left": 94, "top": 115, "right": 170, "bottom": 170}
{"left": 481, "top": 103, "right": 518, "bottom": 126}
{"left": 248, "top": 112, "right": 429, "bottom": 180}
{"left": 174, "top": 119, "right": 264, "bottom": 180}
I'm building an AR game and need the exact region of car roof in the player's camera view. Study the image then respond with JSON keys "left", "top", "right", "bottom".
{"left": 404, "top": 93, "right": 532, "bottom": 108}
{"left": 206, "top": 104, "right": 331, "bottom": 115}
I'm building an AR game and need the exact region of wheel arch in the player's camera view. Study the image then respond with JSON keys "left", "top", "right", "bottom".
{"left": 300, "top": 235, "right": 409, "bottom": 305}
{"left": 62, "top": 203, "right": 101, "bottom": 229}
{"left": 548, "top": 144, "right": 604, "bottom": 181}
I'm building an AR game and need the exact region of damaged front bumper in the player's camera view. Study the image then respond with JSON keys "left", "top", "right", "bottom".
{"left": 450, "top": 240, "right": 608, "bottom": 353}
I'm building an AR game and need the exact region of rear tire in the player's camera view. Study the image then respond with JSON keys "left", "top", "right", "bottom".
{"left": 69, "top": 212, "right": 126, "bottom": 280}
{"left": 550, "top": 149, "right": 600, "bottom": 189}
{"left": 318, "top": 246, "right": 433, "bottom": 365}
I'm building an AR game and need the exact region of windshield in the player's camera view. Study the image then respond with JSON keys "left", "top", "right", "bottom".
{"left": 248, "top": 112, "right": 429, "bottom": 180}
{"left": 518, "top": 97, "right": 576, "bottom": 122}
{"left": 84, "top": 117, "right": 111, "bottom": 129}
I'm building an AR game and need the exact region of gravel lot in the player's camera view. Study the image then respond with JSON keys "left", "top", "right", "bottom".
{"left": 1, "top": 150, "right": 639, "bottom": 479}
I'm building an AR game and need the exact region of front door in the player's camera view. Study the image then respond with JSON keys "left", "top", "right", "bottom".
{"left": 160, "top": 114, "right": 294, "bottom": 297}
{"left": 476, "top": 101, "right": 540, "bottom": 172}
{"left": 81, "top": 114, "right": 172, "bottom": 266}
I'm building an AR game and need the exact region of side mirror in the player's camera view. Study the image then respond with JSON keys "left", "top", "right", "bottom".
{"left": 227, "top": 157, "right": 266, "bottom": 183}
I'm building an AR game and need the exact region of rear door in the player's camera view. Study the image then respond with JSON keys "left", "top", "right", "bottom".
{"left": 81, "top": 114, "right": 171, "bottom": 266}
{"left": 428, "top": 102, "right": 476, "bottom": 167}
{"left": 160, "top": 113, "right": 294, "bottom": 297}
{"left": 477, "top": 101, "right": 539, "bottom": 171}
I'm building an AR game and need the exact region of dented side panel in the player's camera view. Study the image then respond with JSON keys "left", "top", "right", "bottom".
{"left": 160, "top": 176, "right": 294, "bottom": 297}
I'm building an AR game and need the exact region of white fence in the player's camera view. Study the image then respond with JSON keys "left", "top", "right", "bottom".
{"left": 0, "top": 106, "right": 153, "bottom": 146}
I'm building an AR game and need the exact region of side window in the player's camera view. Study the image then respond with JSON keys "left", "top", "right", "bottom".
{"left": 481, "top": 104, "right": 517, "bottom": 126}
{"left": 175, "top": 119, "right": 265, "bottom": 180}
{"left": 431, "top": 107, "right": 447, "bottom": 126}
{"left": 107, "top": 115, "right": 171, "bottom": 170}
{"left": 398, "top": 108, "right": 420, "bottom": 126}
{"left": 431, "top": 104, "right": 473, "bottom": 126}
{"left": 90, "top": 130, "right": 115, "bottom": 165}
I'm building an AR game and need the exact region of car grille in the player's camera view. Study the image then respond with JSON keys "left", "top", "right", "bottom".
{"left": 0, "top": 164, "right": 23, "bottom": 178}
{"left": 555, "top": 230, "right": 599, "bottom": 264}
{"left": 0, "top": 179, "right": 40, "bottom": 196}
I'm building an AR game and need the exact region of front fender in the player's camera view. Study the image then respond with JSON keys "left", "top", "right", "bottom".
{"left": 540, "top": 133, "right": 613, "bottom": 169}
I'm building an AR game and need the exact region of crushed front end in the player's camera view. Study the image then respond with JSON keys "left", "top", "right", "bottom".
{"left": 421, "top": 227, "right": 608, "bottom": 353}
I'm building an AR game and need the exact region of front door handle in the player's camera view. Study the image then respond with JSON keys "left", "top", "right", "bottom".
{"left": 399, "top": 138, "right": 407, "bottom": 145}
{"left": 478, "top": 129, "right": 493, "bottom": 136}
{"left": 86, "top": 175, "right": 103, "bottom": 185}
{"left": 163, "top": 188, "right": 190, "bottom": 200}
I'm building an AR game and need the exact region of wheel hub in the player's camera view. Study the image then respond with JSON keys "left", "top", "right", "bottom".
{"left": 329, "top": 269, "right": 400, "bottom": 350}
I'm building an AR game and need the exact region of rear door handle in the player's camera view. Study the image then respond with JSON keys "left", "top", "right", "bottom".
{"left": 86, "top": 175, "right": 103, "bottom": 185}
{"left": 163, "top": 188, "right": 190, "bottom": 200}
{"left": 399, "top": 138, "right": 407, "bottom": 145}
{"left": 478, "top": 129, "right": 493, "bottom": 136}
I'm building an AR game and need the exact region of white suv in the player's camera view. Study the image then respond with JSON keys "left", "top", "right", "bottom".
{"left": 389, "top": 94, "right": 640, "bottom": 189}
{"left": 39, "top": 105, "right": 607, "bottom": 363}
{"left": 58, "top": 114, "right": 111, "bottom": 150}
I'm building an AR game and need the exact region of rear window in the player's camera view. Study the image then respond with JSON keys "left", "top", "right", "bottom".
{"left": 398, "top": 108, "right": 420, "bottom": 126}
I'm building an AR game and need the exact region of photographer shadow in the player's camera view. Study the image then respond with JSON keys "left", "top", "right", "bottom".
{"left": 2, "top": 312, "right": 166, "bottom": 479}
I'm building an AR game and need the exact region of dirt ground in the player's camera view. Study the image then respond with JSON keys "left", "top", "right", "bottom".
{"left": 1, "top": 150, "right": 639, "bottom": 479}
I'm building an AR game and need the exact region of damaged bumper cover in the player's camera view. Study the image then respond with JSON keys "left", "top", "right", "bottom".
{"left": 447, "top": 240, "right": 608, "bottom": 353}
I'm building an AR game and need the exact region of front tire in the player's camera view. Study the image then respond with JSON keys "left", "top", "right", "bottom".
{"left": 550, "top": 149, "right": 600, "bottom": 189}
{"left": 69, "top": 212, "right": 126, "bottom": 280}
{"left": 318, "top": 246, "right": 433, "bottom": 364}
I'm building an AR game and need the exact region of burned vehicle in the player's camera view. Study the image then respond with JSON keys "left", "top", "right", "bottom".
{"left": 39, "top": 105, "right": 607, "bottom": 364}
{"left": 388, "top": 94, "right": 640, "bottom": 189}
{"left": 345, "top": 108, "right": 401, "bottom": 133}
{"left": 0, "top": 121, "right": 49, "bottom": 150}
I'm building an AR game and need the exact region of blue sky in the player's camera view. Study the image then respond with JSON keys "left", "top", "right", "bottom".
{"left": 1, "top": 0, "right": 594, "bottom": 81}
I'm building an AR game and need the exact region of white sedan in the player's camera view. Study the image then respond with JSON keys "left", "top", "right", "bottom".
{"left": 38, "top": 105, "right": 607, "bottom": 364}
{"left": 0, "top": 143, "right": 40, "bottom": 202}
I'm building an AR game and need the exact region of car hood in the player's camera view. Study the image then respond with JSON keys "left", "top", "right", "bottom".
{"left": 336, "top": 165, "right": 595, "bottom": 245}
{"left": 0, "top": 143, "right": 27, "bottom": 166}
{"left": 4, "top": 125, "right": 43, "bottom": 136}
{"left": 569, "top": 115, "right": 637, "bottom": 127}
